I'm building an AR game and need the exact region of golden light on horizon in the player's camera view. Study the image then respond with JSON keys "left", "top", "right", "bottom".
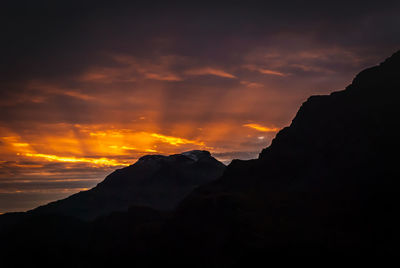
{"left": 24, "top": 153, "right": 130, "bottom": 167}
{"left": 1, "top": 125, "right": 214, "bottom": 170}
{"left": 1, "top": 121, "right": 272, "bottom": 173}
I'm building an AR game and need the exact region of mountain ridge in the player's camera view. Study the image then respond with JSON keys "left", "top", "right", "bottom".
{"left": 29, "top": 150, "right": 225, "bottom": 220}
{"left": 160, "top": 50, "right": 400, "bottom": 262}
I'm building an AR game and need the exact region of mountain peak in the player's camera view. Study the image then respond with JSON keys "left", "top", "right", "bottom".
{"left": 138, "top": 154, "right": 168, "bottom": 162}
{"left": 31, "top": 150, "right": 225, "bottom": 220}
{"left": 181, "top": 150, "right": 211, "bottom": 161}
{"left": 382, "top": 50, "right": 400, "bottom": 65}
{"left": 138, "top": 150, "right": 212, "bottom": 163}
{"left": 348, "top": 50, "right": 400, "bottom": 93}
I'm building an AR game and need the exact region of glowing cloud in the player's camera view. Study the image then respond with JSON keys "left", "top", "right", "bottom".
{"left": 25, "top": 153, "right": 129, "bottom": 167}
{"left": 243, "top": 123, "right": 280, "bottom": 132}
{"left": 151, "top": 133, "right": 205, "bottom": 146}
{"left": 12, "top": 143, "right": 30, "bottom": 147}
{"left": 185, "top": 68, "right": 236, "bottom": 79}
{"left": 257, "top": 69, "right": 285, "bottom": 76}
{"left": 244, "top": 65, "right": 286, "bottom": 76}
{"left": 144, "top": 72, "right": 183, "bottom": 81}
{"left": 240, "top": 81, "right": 264, "bottom": 88}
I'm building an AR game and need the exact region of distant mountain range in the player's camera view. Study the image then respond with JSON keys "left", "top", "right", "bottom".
{"left": 1, "top": 51, "right": 400, "bottom": 265}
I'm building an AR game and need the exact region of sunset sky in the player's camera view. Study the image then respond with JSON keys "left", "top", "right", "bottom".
{"left": 1, "top": 1, "right": 399, "bottom": 213}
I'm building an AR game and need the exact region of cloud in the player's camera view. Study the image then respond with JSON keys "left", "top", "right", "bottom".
{"left": 24, "top": 153, "right": 129, "bottom": 167}
{"left": 257, "top": 69, "right": 286, "bottom": 76}
{"left": 79, "top": 54, "right": 185, "bottom": 84}
{"left": 185, "top": 67, "right": 236, "bottom": 79}
{"left": 144, "top": 72, "right": 183, "bottom": 81}
{"left": 243, "top": 123, "right": 280, "bottom": 132}
{"left": 243, "top": 64, "right": 286, "bottom": 76}
{"left": 0, "top": 126, "right": 208, "bottom": 172}
{"left": 150, "top": 133, "right": 204, "bottom": 146}
{"left": 240, "top": 81, "right": 264, "bottom": 88}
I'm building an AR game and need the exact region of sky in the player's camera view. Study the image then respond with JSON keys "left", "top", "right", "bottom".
{"left": 1, "top": 0, "right": 399, "bottom": 213}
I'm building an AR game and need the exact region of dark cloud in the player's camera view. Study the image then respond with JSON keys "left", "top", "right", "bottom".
{"left": 1, "top": 1, "right": 399, "bottom": 83}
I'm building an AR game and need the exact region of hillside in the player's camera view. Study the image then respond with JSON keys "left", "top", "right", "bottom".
{"left": 31, "top": 150, "right": 225, "bottom": 220}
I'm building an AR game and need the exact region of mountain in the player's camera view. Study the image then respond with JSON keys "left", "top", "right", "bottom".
{"left": 161, "top": 51, "right": 400, "bottom": 262}
{"left": 30, "top": 150, "right": 225, "bottom": 220}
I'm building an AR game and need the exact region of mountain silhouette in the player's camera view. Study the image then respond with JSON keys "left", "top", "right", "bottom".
{"left": 30, "top": 150, "right": 225, "bottom": 220}
{"left": 1, "top": 51, "right": 400, "bottom": 265}
{"left": 162, "top": 50, "right": 400, "bottom": 262}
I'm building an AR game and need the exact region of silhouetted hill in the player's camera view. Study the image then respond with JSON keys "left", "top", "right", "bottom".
{"left": 30, "top": 150, "right": 225, "bottom": 220}
{"left": 162, "top": 51, "right": 400, "bottom": 263}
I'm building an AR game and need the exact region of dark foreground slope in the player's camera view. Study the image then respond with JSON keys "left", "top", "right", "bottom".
{"left": 31, "top": 150, "right": 225, "bottom": 220}
{"left": 163, "top": 51, "right": 400, "bottom": 263}
{"left": 1, "top": 51, "right": 400, "bottom": 266}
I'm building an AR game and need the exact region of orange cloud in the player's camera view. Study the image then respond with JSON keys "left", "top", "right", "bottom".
{"left": 1, "top": 125, "right": 210, "bottom": 169}
{"left": 243, "top": 123, "right": 280, "bottom": 132}
{"left": 150, "top": 133, "right": 204, "bottom": 146}
{"left": 257, "top": 69, "right": 285, "bottom": 76}
{"left": 240, "top": 81, "right": 264, "bottom": 88}
{"left": 25, "top": 153, "right": 129, "bottom": 167}
{"left": 12, "top": 142, "right": 30, "bottom": 147}
{"left": 144, "top": 72, "right": 183, "bottom": 81}
{"left": 243, "top": 64, "right": 286, "bottom": 76}
{"left": 185, "top": 67, "right": 236, "bottom": 78}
